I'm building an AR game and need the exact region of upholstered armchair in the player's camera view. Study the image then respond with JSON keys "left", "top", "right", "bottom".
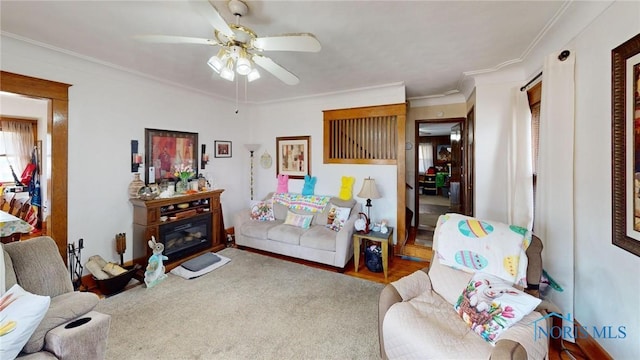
{"left": 379, "top": 215, "right": 560, "bottom": 360}
{"left": 2, "top": 236, "right": 110, "bottom": 359}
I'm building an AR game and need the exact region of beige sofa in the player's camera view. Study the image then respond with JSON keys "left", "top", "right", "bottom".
{"left": 2, "top": 237, "right": 110, "bottom": 359}
{"left": 379, "top": 219, "right": 560, "bottom": 359}
{"left": 234, "top": 193, "right": 361, "bottom": 268}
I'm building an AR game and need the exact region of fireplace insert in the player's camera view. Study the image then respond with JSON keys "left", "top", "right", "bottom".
{"left": 158, "top": 212, "right": 212, "bottom": 262}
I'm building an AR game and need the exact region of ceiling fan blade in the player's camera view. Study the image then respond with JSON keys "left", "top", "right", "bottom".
{"left": 253, "top": 33, "right": 321, "bottom": 52}
{"left": 252, "top": 55, "right": 299, "bottom": 85}
{"left": 189, "top": 0, "right": 234, "bottom": 38}
{"left": 134, "top": 35, "right": 220, "bottom": 46}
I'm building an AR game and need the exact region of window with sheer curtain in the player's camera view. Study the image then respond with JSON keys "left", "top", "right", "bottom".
{"left": 418, "top": 142, "right": 433, "bottom": 174}
{"left": 0, "top": 119, "right": 36, "bottom": 184}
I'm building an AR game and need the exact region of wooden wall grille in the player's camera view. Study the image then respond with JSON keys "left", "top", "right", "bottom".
{"left": 323, "top": 103, "right": 405, "bottom": 165}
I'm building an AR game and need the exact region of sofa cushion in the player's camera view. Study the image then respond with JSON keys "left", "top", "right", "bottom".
{"left": 0, "top": 284, "right": 50, "bottom": 359}
{"left": 240, "top": 220, "right": 280, "bottom": 239}
{"left": 3, "top": 247, "right": 17, "bottom": 294}
{"left": 23, "top": 291, "right": 99, "bottom": 353}
{"left": 383, "top": 288, "right": 492, "bottom": 359}
{"left": 300, "top": 226, "right": 337, "bottom": 251}
{"left": 284, "top": 211, "right": 313, "bottom": 229}
{"left": 3, "top": 237, "right": 73, "bottom": 298}
{"left": 272, "top": 200, "right": 289, "bottom": 221}
{"left": 267, "top": 224, "right": 305, "bottom": 245}
{"left": 454, "top": 273, "right": 541, "bottom": 345}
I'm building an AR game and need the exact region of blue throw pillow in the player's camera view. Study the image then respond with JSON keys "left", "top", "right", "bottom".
{"left": 302, "top": 175, "right": 316, "bottom": 195}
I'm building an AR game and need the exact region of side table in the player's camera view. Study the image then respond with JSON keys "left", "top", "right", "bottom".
{"left": 353, "top": 227, "right": 394, "bottom": 281}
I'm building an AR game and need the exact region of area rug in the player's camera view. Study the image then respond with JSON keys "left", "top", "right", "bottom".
{"left": 95, "top": 248, "right": 384, "bottom": 359}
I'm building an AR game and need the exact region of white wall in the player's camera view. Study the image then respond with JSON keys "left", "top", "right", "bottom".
{"left": 569, "top": 1, "right": 640, "bottom": 358}
{"left": 247, "top": 85, "right": 406, "bottom": 243}
{"left": 1, "top": 35, "right": 247, "bottom": 264}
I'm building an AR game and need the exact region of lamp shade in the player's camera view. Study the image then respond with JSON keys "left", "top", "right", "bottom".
{"left": 357, "top": 177, "right": 381, "bottom": 199}
{"left": 244, "top": 144, "right": 261, "bottom": 152}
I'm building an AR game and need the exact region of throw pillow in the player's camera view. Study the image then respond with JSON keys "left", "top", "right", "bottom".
{"left": 250, "top": 200, "right": 275, "bottom": 221}
{"left": 0, "top": 244, "right": 5, "bottom": 295}
{"left": 0, "top": 284, "right": 51, "bottom": 359}
{"left": 276, "top": 174, "right": 289, "bottom": 193}
{"left": 284, "top": 211, "right": 313, "bottom": 229}
{"left": 338, "top": 176, "right": 355, "bottom": 200}
{"left": 326, "top": 204, "right": 352, "bottom": 232}
{"left": 454, "top": 273, "right": 541, "bottom": 344}
{"left": 302, "top": 175, "right": 316, "bottom": 196}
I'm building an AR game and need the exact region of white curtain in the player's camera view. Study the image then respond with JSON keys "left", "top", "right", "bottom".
{"left": 534, "top": 50, "right": 575, "bottom": 332}
{"left": 507, "top": 89, "right": 534, "bottom": 230}
{"left": 1, "top": 120, "right": 35, "bottom": 179}
{"left": 418, "top": 142, "right": 433, "bottom": 174}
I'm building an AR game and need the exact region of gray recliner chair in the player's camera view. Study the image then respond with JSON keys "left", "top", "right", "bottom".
{"left": 3, "top": 236, "right": 110, "bottom": 359}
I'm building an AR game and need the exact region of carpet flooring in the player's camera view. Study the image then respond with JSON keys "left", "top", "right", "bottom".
{"left": 95, "top": 248, "right": 384, "bottom": 359}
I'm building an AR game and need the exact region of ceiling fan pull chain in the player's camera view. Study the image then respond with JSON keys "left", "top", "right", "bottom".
{"left": 235, "top": 72, "right": 239, "bottom": 114}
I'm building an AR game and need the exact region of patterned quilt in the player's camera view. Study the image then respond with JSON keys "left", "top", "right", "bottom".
{"left": 272, "top": 193, "right": 331, "bottom": 213}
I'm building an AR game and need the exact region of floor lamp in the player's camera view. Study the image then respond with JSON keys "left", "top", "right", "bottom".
{"left": 245, "top": 144, "right": 261, "bottom": 200}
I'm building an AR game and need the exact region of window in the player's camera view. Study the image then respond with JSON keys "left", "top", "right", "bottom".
{"left": 0, "top": 118, "right": 37, "bottom": 184}
{"left": 527, "top": 82, "right": 541, "bottom": 204}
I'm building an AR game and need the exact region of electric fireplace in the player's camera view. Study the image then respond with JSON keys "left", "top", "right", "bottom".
{"left": 158, "top": 213, "right": 212, "bottom": 263}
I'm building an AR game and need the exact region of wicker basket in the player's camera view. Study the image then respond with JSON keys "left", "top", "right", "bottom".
{"left": 94, "top": 264, "right": 141, "bottom": 296}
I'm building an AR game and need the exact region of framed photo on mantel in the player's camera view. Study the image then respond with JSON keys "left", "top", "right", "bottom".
{"left": 145, "top": 128, "right": 198, "bottom": 184}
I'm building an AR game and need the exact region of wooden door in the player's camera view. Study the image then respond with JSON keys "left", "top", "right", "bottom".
{"left": 464, "top": 107, "right": 475, "bottom": 216}
{"left": 450, "top": 123, "right": 462, "bottom": 212}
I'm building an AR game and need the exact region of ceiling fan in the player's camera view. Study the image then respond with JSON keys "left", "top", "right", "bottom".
{"left": 136, "top": 0, "right": 321, "bottom": 85}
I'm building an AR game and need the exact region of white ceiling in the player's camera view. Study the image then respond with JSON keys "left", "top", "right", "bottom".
{"left": 1, "top": 0, "right": 569, "bottom": 104}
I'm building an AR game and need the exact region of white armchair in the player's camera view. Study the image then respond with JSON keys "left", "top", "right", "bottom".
{"left": 379, "top": 216, "right": 559, "bottom": 359}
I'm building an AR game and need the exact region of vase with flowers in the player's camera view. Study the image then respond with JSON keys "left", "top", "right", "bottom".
{"left": 173, "top": 163, "right": 195, "bottom": 194}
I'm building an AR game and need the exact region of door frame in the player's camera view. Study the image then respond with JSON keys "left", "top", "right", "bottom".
{"left": 414, "top": 117, "right": 465, "bottom": 227}
{"left": 1, "top": 71, "right": 70, "bottom": 262}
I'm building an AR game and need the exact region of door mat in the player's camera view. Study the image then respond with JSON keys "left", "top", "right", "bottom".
{"left": 170, "top": 252, "right": 231, "bottom": 280}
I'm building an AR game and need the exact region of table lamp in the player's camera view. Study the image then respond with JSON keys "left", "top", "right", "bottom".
{"left": 357, "top": 177, "right": 381, "bottom": 231}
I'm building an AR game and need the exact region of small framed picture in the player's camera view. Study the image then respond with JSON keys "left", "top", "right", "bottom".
{"left": 214, "top": 140, "right": 232, "bottom": 158}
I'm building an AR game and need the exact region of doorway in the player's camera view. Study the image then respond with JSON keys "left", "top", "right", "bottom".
{"left": 414, "top": 118, "right": 465, "bottom": 247}
{"left": 0, "top": 71, "right": 69, "bottom": 261}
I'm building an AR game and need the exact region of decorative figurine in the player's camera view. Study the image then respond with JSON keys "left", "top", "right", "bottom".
{"left": 144, "top": 236, "right": 168, "bottom": 288}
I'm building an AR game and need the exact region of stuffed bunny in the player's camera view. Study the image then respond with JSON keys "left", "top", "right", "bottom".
{"left": 302, "top": 175, "right": 316, "bottom": 196}
{"left": 338, "top": 176, "right": 355, "bottom": 200}
{"left": 144, "top": 236, "right": 168, "bottom": 288}
{"left": 276, "top": 174, "right": 289, "bottom": 193}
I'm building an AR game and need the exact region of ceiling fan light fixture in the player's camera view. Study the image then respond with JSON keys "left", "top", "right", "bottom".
{"left": 207, "top": 49, "right": 228, "bottom": 73}
{"left": 236, "top": 57, "right": 252, "bottom": 75}
{"left": 220, "top": 59, "right": 235, "bottom": 81}
{"left": 247, "top": 68, "right": 261, "bottom": 82}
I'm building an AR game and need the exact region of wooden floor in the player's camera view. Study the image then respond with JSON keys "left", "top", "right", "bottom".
{"left": 239, "top": 245, "right": 428, "bottom": 285}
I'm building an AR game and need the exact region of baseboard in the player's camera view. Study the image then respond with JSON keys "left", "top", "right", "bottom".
{"left": 551, "top": 317, "right": 613, "bottom": 359}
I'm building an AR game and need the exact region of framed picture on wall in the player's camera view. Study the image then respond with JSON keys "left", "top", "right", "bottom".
{"left": 436, "top": 144, "right": 451, "bottom": 162}
{"left": 276, "top": 135, "right": 310, "bottom": 179}
{"left": 611, "top": 33, "right": 640, "bottom": 257}
{"left": 214, "top": 140, "right": 232, "bottom": 158}
{"left": 145, "top": 128, "right": 198, "bottom": 184}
